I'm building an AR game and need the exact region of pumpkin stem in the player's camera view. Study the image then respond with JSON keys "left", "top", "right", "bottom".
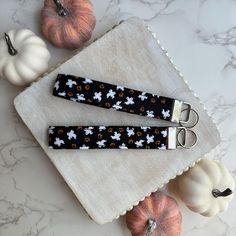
{"left": 4, "top": 33, "right": 18, "bottom": 56}
{"left": 212, "top": 188, "right": 233, "bottom": 198}
{"left": 146, "top": 219, "right": 157, "bottom": 236}
{"left": 53, "top": 0, "right": 68, "bottom": 17}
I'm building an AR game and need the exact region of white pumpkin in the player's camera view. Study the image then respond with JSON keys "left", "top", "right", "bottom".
{"left": 176, "top": 159, "right": 235, "bottom": 217}
{"left": 0, "top": 29, "right": 50, "bottom": 86}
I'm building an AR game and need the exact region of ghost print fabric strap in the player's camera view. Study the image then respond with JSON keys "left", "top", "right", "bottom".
{"left": 50, "top": 74, "right": 198, "bottom": 150}
{"left": 53, "top": 74, "right": 198, "bottom": 127}
{"left": 48, "top": 126, "right": 196, "bottom": 150}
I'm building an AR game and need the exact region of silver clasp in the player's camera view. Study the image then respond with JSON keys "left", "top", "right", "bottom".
{"left": 167, "top": 127, "right": 197, "bottom": 149}
{"left": 171, "top": 101, "right": 199, "bottom": 128}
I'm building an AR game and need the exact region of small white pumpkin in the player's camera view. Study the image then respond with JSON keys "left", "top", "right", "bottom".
{"left": 176, "top": 159, "right": 235, "bottom": 217}
{"left": 0, "top": 29, "right": 50, "bottom": 86}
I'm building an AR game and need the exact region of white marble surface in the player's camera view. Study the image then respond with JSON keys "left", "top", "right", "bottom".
{"left": 0, "top": 0, "right": 235, "bottom": 235}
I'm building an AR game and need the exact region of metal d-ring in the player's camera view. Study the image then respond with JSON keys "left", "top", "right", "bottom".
{"left": 179, "top": 103, "right": 199, "bottom": 128}
{"left": 177, "top": 127, "right": 197, "bottom": 149}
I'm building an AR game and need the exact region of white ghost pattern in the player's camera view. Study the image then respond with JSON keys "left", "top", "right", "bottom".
{"left": 84, "top": 127, "right": 94, "bottom": 135}
{"left": 97, "top": 140, "right": 107, "bottom": 148}
{"left": 138, "top": 92, "right": 148, "bottom": 101}
{"left": 119, "top": 143, "right": 128, "bottom": 149}
{"left": 111, "top": 131, "right": 121, "bottom": 141}
{"left": 116, "top": 85, "right": 124, "bottom": 91}
{"left": 77, "top": 94, "right": 85, "bottom": 101}
{"left": 112, "top": 101, "right": 122, "bottom": 110}
{"left": 83, "top": 78, "right": 93, "bottom": 84}
{"left": 66, "top": 79, "right": 77, "bottom": 88}
{"left": 141, "top": 126, "right": 151, "bottom": 132}
{"left": 54, "top": 81, "right": 60, "bottom": 90}
{"left": 99, "top": 126, "right": 106, "bottom": 131}
{"left": 79, "top": 145, "right": 90, "bottom": 149}
{"left": 162, "top": 109, "right": 170, "bottom": 119}
{"left": 54, "top": 138, "right": 65, "bottom": 147}
{"left": 135, "top": 140, "right": 144, "bottom": 148}
{"left": 146, "top": 134, "right": 154, "bottom": 144}
{"left": 146, "top": 110, "right": 154, "bottom": 118}
{"left": 93, "top": 92, "right": 102, "bottom": 102}
{"left": 49, "top": 126, "right": 55, "bottom": 134}
{"left": 127, "top": 127, "right": 135, "bottom": 137}
{"left": 124, "top": 97, "right": 134, "bottom": 105}
{"left": 161, "top": 130, "right": 167, "bottom": 138}
{"left": 158, "top": 144, "right": 167, "bottom": 150}
{"left": 106, "top": 89, "right": 116, "bottom": 99}
{"left": 67, "top": 130, "right": 77, "bottom": 140}
{"left": 58, "top": 91, "right": 66, "bottom": 97}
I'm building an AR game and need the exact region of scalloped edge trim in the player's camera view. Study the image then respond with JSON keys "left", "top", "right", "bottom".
{"left": 105, "top": 20, "right": 221, "bottom": 223}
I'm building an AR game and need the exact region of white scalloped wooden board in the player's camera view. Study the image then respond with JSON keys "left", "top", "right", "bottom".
{"left": 14, "top": 18, "right": 220, "bottom": 224}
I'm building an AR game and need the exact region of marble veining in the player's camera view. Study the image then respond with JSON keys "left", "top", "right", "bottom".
{"left": 0, "top": 0, "right": 236, "bottom": 235}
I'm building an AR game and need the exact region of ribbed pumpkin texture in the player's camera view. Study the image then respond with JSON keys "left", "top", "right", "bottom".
{"left": 41, "top": 0, "right": 96, "bottom": 49}
{"left": 126, "top": 191, "right": 182, "bottom": 236}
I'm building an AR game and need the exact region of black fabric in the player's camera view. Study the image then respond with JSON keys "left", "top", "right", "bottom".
{"left": 49, "top": 126, "right": 168, "bottom": 149}
{"left": 53, "top": 74, "right": 175, "bottom": 122}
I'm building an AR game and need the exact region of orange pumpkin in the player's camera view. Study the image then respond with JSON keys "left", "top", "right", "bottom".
{"left": 126, "top": 191, "right": 182, "bottom": 236}
{"left": 41, "top": 0, "right": 96, "bottom": 49}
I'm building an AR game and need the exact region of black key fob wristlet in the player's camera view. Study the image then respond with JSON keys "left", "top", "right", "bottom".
{"left": 53, "top": 74, "right": 198, "bottom": 127}
{"left": 49, "top": 74, "right": 198, "bottom": 150}
{"left": 49, "top": 126, "right": 197, "bottom": 150}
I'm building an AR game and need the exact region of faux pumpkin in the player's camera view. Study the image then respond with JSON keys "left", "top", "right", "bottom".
{"left": 41, "top": 0, "right": 96, "bottom": 49}
{"left": 126, "top": 191, "right": 182, "bottom": 236}
{"left": 0, "top": 29, "right": 50, "bottom": 86}
{"left": 175, "top": 159, "right": 235, "bottom": 217}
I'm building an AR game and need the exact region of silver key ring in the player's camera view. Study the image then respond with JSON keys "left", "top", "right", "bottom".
{"left": 177, "top": 127, "right": 197, "bottom": 149}
{"left": 179, "top": 102, "right": 199, "bottom": 128}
